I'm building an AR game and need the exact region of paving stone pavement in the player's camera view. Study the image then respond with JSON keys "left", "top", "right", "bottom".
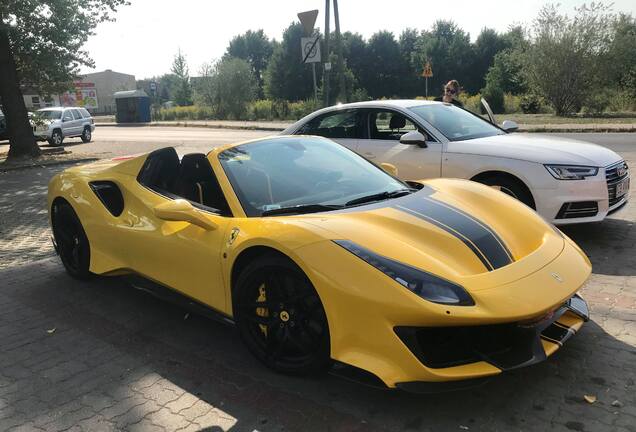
{"left": 1, "top": 156, "right": 635, "bottom": 431}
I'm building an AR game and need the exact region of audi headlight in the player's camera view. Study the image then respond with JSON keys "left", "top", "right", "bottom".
{"left": 334, "top": 240, "right": 474, "bottom": 306}
{"left": 545, "top": 165, "right": 598, "bottom": 180}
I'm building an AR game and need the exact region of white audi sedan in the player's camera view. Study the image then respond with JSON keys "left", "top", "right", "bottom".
{"left": 281, "top": 100, "right": 629, "bottom": 224}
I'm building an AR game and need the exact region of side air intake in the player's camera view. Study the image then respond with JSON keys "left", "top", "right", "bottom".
{"left": 89, "top": 181, "right": 124, "bottom": 216}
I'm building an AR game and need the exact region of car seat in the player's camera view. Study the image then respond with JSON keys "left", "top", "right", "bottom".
{"left": 176, "top": 153, "right": 230, "bottom": 214}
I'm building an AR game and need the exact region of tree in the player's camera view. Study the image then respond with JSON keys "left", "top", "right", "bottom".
{"left": 0, "top": 0, "right": 128, "bottom": 159}
{"left": 264, "top": 22, "right": 318, "bottom": 101}
{"left": 362, "top": 31, "right": 403, "bottom": 98}
{"left": 605, "top": 13, "right": 636, "bottom": 100}
{"left": 413, "top": 21, "right": 476, "bottom": 95}
{"left": 171, "top": 49, "right": 192, "bottom": 106}
{"left": 471, "top": 28, "right": 509, "bottom": 92}
{"left": 195, "top": 57, "right": 256, "bottom": 119}
{"left": 483, "top": 49, "right": 528, "bottom": 95}
{"left": 225, "top": 30, "right": 274, "bottom": 98}
{"left": 523, "top": 3, "right": 614, "bottom": 115}
{"left": 398, "top": 28, "right": 420, "bottom": 96}
{"left": 341, "top": 32, "right": 367, "bottom": 88}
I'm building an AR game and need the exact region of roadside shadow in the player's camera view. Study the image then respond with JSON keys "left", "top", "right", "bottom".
{"left": 3, "top": 262, "right": 635, "bottom": 431}
{"left": 561, "top": 217, "right": 636, "bottom": 276}
{"left": 39, "top": 138, "right": 86, "bottom": 148}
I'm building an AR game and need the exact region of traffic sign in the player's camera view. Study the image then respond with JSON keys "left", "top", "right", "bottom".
{"left": 301, "top": 36, "right": 321, "bottom": 63}
{"left": 297, "top": 9, "right": 319, "bottom": 36}
{"left": 422, "top": 62, "right": 433, "bottom": 78}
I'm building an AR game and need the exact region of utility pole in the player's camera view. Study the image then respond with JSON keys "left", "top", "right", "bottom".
{"left": 323, "top": 0, "right": 330, "bottom": 107}
{"left": 333, "top": 0, "right": 346, "bottom": 103}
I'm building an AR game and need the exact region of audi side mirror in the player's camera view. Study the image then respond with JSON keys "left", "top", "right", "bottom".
{"left": 501, "top": 120, "right": 519, "bottom": 132}
{"left": 399, "top": 130, "right": 427, "bottom": 148}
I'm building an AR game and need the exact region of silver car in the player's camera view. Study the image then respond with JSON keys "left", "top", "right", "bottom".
{"left": 33, "top": 107, "right": 95, "bottom": 146}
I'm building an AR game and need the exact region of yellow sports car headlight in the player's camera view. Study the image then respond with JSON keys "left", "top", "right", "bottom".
{"left": 334, "top": 240, "right": 474, "bottom": 306}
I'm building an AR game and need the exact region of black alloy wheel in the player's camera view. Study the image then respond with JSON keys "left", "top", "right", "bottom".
{"left": 81, "top": 126, "right": 92, "bottom": 143}
{"left": 234, "top": 256, "right": 331, "bottom": 375}
{"left": 52, "top": 201, "right": 92, "bottom": 279}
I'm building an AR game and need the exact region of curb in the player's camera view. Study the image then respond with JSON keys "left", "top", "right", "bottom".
{"left": 0, "top": 157, "right": 99, "bottom": 172}
{"left": 520, "top": 126, "right": 636, "bottom": 133}
{"left": 96, "top": 122, "right": 288, "bottom": 132}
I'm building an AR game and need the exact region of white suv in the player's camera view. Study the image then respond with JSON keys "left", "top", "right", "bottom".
{"left": 33, "top": 107, "right": 95, "bottom": 146}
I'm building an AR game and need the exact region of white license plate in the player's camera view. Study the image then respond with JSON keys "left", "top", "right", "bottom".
{"left": 615, "top": 177, "right": 630, "bottom": 198}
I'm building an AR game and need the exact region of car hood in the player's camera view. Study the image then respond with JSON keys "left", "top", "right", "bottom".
{"left": 448, "top": 133, "right": 623, "bottom": 167}
{"left": 293, "top": 179, "right": 566, "bottom": 291}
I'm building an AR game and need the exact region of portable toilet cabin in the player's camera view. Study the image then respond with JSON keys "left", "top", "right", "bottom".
{"left": 113, "top": 90, "right": 151, "bottom": 123}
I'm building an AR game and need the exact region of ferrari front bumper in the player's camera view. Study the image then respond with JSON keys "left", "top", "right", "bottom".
{"left": 393, "top": 294, "right": 588, "bottom": 392}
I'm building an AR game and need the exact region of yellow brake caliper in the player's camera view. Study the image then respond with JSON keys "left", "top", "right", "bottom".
{"left": 256, "top": 283, "right": 269, "bottom": 336}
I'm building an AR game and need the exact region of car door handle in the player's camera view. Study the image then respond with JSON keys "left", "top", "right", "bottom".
{"left": 364, "top": 152, "right": 376, "bottom": 159}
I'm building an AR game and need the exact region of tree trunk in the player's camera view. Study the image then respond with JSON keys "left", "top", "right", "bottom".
{"left": 0, "top": 25, "right": 41, "bottom": 159}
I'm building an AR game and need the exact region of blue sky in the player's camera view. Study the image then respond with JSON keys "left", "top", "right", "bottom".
{"left": 81, "top": 0, "right": 636, "bottom": 79}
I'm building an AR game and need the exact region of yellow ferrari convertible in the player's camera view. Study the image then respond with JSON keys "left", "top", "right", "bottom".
{"left": 48, "top": 136, "right": 591, "bottom": 391}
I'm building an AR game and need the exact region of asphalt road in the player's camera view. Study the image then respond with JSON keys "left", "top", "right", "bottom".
{"left": 20, "top": 127, "right": 636, "bottom": 159}
{"left": 46, "top": 126, "right": 274, "bottom": 158}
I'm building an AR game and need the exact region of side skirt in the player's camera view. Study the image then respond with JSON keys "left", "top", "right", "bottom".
{"left": 124, "top": 274, "right": 235, "bottom": 327}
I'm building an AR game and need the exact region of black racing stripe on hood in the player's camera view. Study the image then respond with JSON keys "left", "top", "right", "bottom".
{"left": 395, "top": 196, "right": 514, "bottom": 271}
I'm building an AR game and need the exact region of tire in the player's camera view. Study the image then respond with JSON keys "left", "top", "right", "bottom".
{"left": 476, "top": 174, "right": 535, "bottom": 209}
{"left": 81, "top": 126, "right": 92, "bottom": 143}
{"left": 48, "top": 129, "right": 63, "bottom": 146}
{"left": 51, "top": 201, "right": 92, "bottom": 279}
{"left": 233, "top": 255, "right": 331, "bottom": 375}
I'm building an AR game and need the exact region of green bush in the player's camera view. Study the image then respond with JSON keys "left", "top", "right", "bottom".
{"left": 459, "top": 93, "right": 482, "bottom": 113}
{"left": 480, "top": 84, "right": 505, "bottom": 114}
{"left": 247, "top": 99, "right": 321, "bottom": 121}
{"left": 248, "top": 100, "right": 275, "bottom": 120}
{"left": 582, "top": 91, "right": 611, "bottom": 115}
{"left": 154, "top": 106, "right": 215, "bottom": 121}
{"left": 604, "top": 89, "right": 636, "bottom": 113}
{"left": 503, "top": 93, "right": 521, "bottom": 114}
{"left": 288, "top": 99, "right": 321, "bottom": 120}
{"left": 519, "top": 94, "right": 543, "bottom": 114}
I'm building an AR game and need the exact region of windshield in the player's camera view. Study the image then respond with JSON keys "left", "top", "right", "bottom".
{"left": 218, "top": 137, "right": 407, "bottom": 217}
{"left": 409, "top": 103, "right": 504, "bottom": 141}
{"left": 36, "top": 110, "right": 62, "bottom": 120}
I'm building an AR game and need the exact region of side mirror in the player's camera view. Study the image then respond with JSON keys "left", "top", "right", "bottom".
{"left": 399, "top": 130, "right": 427, "bottom": 148}
{"left": 154, "top": 199, "right": 218, "bottom": 231}
{"left": 380, "top": 163, "right": 399, "bottom": 177}
{"left": 501, "top": 120, "right": 519, "bottom": 132}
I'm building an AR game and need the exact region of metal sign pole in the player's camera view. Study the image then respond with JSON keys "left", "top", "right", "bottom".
{"left": 323, "top": 0, "right": 330, "bottom": 107}
{"left": 312, "top": 63, "right": 318, "bottom": 102}
{"left": 333, "top": 0, "right": 346, "bottom": 103}
{"left": 425, "top": 77, "right": 428, "bottom": 98}
{"left": 298, "top": 10, "right": 321, "bottom": 105}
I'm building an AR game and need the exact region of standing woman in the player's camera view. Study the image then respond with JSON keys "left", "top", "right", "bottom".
{"left": 434, "top": 80, "right": 464, "bottom": 108}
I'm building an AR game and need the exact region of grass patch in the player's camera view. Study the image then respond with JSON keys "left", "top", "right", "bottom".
{"left": 495, "top": 113, "right": 636, "bottom": 125}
